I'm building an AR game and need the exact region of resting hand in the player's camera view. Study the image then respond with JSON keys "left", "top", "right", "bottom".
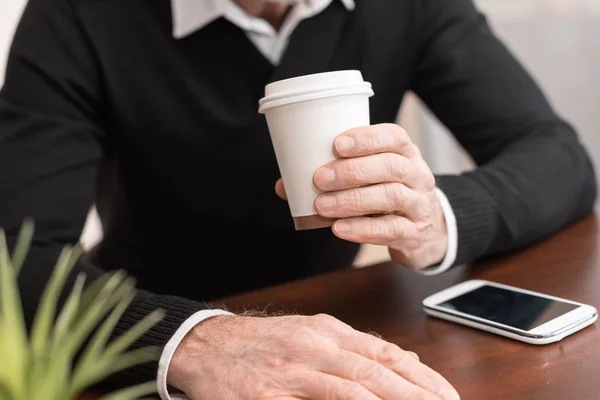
{"left": 168, "top": 313, "right": 459, "bottom": 399}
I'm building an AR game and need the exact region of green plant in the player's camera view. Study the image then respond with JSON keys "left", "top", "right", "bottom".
{"left": 0, "top": 219, "right": 165, "bottom": 400}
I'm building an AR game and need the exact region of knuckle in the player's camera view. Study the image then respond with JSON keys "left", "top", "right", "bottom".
{"left": 331, "top": 381, "right": 367, "bottom": 400}
{"left": 345, "top": 160, "right": 369, "bottom": 184}
{"left": 415, "top": 219, "right": 431, "bottom": 235}
{"left": 396, "top": 348, "right": 414, "bottom": 365}
{"left": 391, "top": 123, "right": 408, "bottom": 140}
{"left": 249, "top": 379, "right": 277, "bottom": 399}
{"left": 423, "top": 172, "right": 436, "bottom": 190}
{"left": 391, "top": 348, "right": 417, "bottom": 372}
{"left": 377, "top": 342, "right": 403, "bottom": 365}
{"left": 385, "top": 217, "right": 405, "bottom": 240}
{"left": 351, "top": 188, "right": 366, "bottom": 207}
{"left": 383, "top": 182, "right": 405, "bottom": 211}
{"left": 363, "top": 219, "right": 380, "bottom": 244}
{"left": 402, "top": 139, "right": 420, "bottom": 159}
{"left": 291, "top": 325, "right": 321, "bottom": 349}
{"left": 386, "top": 153, "right": 408, "bottom": 179}
{"left": 411, "top": 142, "right": 423, "bottom": 157}
{"left": 339, "top": 189, "right": 365, "bottom": 212}
{"left": 419, "top": 201, "right": 435, "bottom": 221}
{"left": 365, "top": 125, "right": 381, "bottom": 149}
{"left": 406, "top": 351, "right": 420, "bottom": 361}
{"left": 357, "top": 360, "right": 386, "bottom": 385}
{"left": 366, "top": 217, "right": 399, "bottom": 243}
{"left": 269, "top": 355, "right": 288, "bottom": 370}
{"left": 389, "top": 124, "right": 409, "bottom": 145}
{"left": 279, "top": 367, "right": 309, "bottom": 393}
{"left": 314, "top": 313, "right": 338, "bottom": 326}
{"left": 384, "top": 219, "right": 395, "bottom": 241}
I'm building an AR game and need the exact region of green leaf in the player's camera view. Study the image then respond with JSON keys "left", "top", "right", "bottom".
{"left": 0, "top": 380, "right": 13, "bottom": 400}
{"left": 68, "top": 277, "right": 137, "bottom": 392}
{"left": 69, "top": 346, "right": 160, "bottom": 398}
{"left": 100, "top": 381, "right": 158, "bottom": 400}
{"left": 76, "top": 270, "right": 126, "bottom": 320}
{"left": 52, "top": 273, "right": 86, "bottom": 347}
{"left": 0, "top": 319, "right": 5, "bottom": 381}
{"left": 0, "top": 229, "right": 28, "bottom": 398}
{"left": 28, "top": 348, "right": 71, "bottom": 400}
{"left": 103, "top": 346, "right": 161, "bottom": 378}
{"left": 30, "top": 244, "right": 83, "bottom": 360}
{"left": 103, "top": 309, "right": 165, "bottom": 359}
{"left": 75, "top": 291, "right": 136, "bottom": 374}
{"left": 0, "top": 220, "right": 165, "bottom": 400}
{"left": 10, "top": 218, "right": 34, "bottom": 275}
{"left": 64, "top": 274, "right": 133, "bottom": 358}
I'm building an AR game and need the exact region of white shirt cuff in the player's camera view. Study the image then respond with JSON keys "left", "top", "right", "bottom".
{"left": 157, "top": 309, "right": 235, "bottom": 400}
{"left": 417, "top": 187, "right": 458, "bottom": 276}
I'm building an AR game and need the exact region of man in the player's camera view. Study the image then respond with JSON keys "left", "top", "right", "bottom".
{"left": 0, "top": 0, "right": 595, "bottom": 398}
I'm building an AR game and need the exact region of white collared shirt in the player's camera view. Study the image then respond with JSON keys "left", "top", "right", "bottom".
{"left": 172, "top": 0, "right": 355, "bottom": 64}
{"left": 158, "top": 1, "right": 459, "bottom": 398}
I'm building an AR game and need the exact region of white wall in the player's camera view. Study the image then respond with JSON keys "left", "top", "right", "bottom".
{"left": 0, "top": 0, "right": 26, "bottom": 85}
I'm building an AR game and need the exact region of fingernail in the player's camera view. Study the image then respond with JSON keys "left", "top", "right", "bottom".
{"left": 336, "top": 136, "right": 355, "bottom": 154}
{"left": 316, "top": 195, "right": 336, "bottom": 212}
{"left": 314, "top": 167, "right": 335, "bottom": 186}
{"left": 334, "top": 220, "right": 351, "bottom": 234}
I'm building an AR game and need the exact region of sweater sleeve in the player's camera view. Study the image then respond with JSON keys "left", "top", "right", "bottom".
{"left": 410, "top": 0, "right": 597, "bottom": 266}
{"left": 0, "top": 0, "right": 210, "bottom": 388}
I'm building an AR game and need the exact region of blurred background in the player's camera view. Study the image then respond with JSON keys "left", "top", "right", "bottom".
{"left": 1, "top": 0, "right": 599, "bottom": 267}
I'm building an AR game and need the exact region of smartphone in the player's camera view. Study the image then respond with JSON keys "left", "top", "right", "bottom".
{"left": 422, "top": 279, "right": 598, "bottom": 345}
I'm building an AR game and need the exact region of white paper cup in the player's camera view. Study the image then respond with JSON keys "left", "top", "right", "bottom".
{"left": 258, "top": 70, "right": 375, "bottom": 230}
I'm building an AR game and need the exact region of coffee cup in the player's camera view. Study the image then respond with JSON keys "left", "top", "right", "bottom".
{"left": 259, "top": 70, "right": 375, "bottom": 230}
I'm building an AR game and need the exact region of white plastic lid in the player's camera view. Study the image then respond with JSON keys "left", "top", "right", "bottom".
{"left": 258, "top": 70, "right": 374, "bottom": 113}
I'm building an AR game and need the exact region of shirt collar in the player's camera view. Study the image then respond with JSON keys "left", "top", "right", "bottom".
{"left": 171, "top": 0, "right": 355, "bottom": 39}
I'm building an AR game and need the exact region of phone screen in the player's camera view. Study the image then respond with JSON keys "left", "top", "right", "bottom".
{"left": 436, "top": 285, "right": 580, "bottom": 330}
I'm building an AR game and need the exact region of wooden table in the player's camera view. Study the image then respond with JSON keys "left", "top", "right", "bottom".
{"left": 217, "top": 213, "right": 600, "bottom": 400}
{"left": 84, "top": 213, "right": 600, "bottom": 399}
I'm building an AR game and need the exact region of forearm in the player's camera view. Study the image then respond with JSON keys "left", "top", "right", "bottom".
{"left": 411, "top": 0, "right": 597, "bottom": 266}
{"left": 436, "top": 122, "right": 597, "bottom": 266}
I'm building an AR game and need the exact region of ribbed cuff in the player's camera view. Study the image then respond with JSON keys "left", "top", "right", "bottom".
{"left": 107, "top": 293, "right": 215, "bottom": 388}
{"left": 435, "top": 174, "right": 499, "bottom": 266}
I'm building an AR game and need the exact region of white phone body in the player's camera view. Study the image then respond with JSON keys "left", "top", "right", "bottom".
{"left": 422, "top": 279, "right": 598, "bottom": 345}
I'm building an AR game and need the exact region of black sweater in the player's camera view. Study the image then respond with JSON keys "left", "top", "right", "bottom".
{"left": 0, "top": 0, "right": 596, "bottom": 387}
